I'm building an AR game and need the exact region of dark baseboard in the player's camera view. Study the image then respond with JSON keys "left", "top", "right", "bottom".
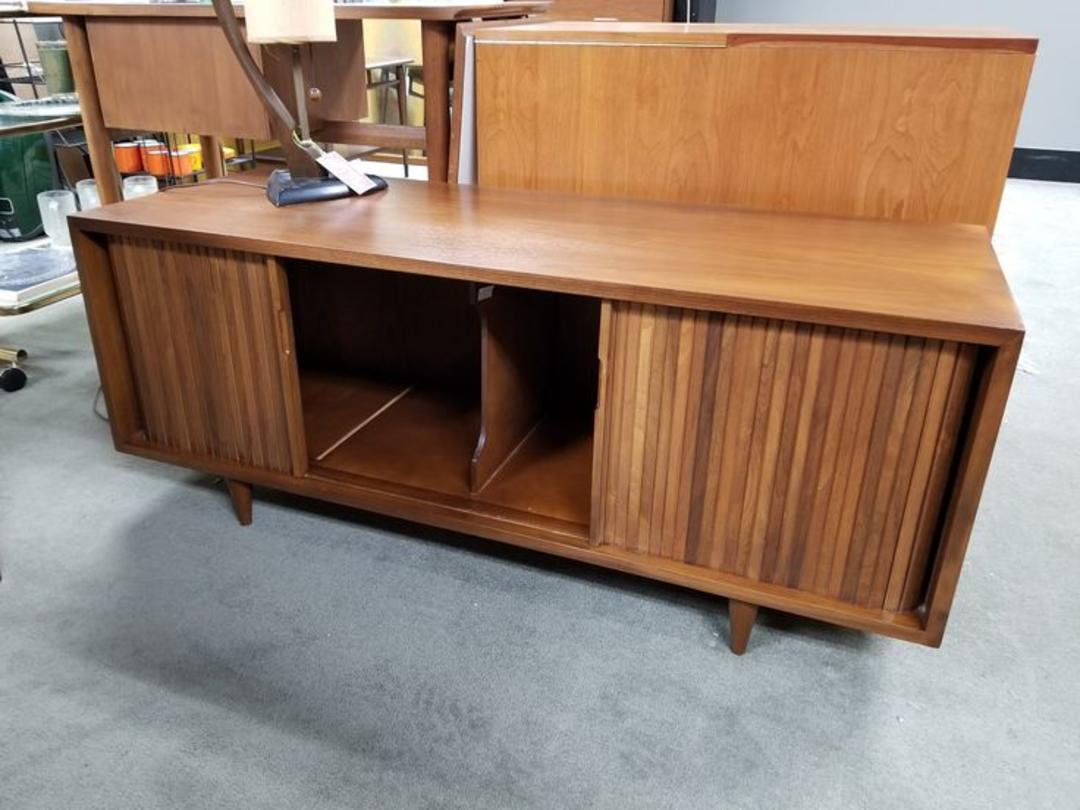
{"left": 1008, "top": 148, "right": 1080, "bottom": 183}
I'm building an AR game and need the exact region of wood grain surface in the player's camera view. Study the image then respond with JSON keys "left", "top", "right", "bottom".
{"left": 28, "top": 2, "right": 550, "bottom": 22}
{"left": 64, "top": 18, "right": 121, "bottom": 205}
{"left": 472, "top": 286, "right": 552, "bottom": 491}
{"left": 71, "top": 230, "right": 140, "bottom": 442}
{"left": 108, "top": 237, "right": 301, "bottom": 473}
{"left": 87, "top": 17, "right": 367, "bottom": 140}
{"left": 475, "top": 29, "right": 1034, "bottom": 231}
{"left": 474, "top": 22, "right": 1037, "bottom": 51}
{"left": 547, "top": 0, "right": 672, "bottom": 22}
{"left": 88, "top": 17, "right": 274, "bottom": 139}
{"left": 594, "top": 302, "right": 979, "bottom": 611}
{"left": 69, "top": 181, "right": 1022, "bottom": 346}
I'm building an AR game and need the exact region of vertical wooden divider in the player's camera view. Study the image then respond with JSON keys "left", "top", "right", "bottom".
{"left": 470, "top": 286, "right": 553, "bottom": 492}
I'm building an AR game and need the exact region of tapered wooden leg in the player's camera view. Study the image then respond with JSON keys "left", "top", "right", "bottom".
{"left": 226, "top": 480, "right": 253, "bottom": 526}
{"left": 728, "top": 599, "right": 759, "bottom": 655}
{"left": 200, "top": 135, "right": 225, "bottom": 179}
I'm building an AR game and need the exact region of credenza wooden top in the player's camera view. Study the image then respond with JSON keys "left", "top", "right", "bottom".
{"left": 27, "top": 1, "right": 548, "bottom": 21}
{"left": 70, "top": 179, "right": 1022, "bottom": 345}
{"left": 472, "top": 21, "right": 1038, "bottom": 52}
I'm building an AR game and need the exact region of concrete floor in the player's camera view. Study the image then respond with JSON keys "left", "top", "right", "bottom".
{"left": 1, "top": 180, "right": 1077, "bottom": 808}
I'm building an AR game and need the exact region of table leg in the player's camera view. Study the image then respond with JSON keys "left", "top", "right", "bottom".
{"left": 200, "top": 135, "right": 226, "bottom": 179}
{"left": 396, "top": 65, "right": 409, "bottom": 126}
{"left": 420, "top": 20, "right": 453, "bottom": 183}
{"left": 396, "top": 66, "right": 410, "bottom": 177}
{"left": 63, "top": 17, "right": 121, "bottom": 205}
{"left": 728, "top": 599, "right": 759, "bottom": 655}
{"left": 226, "top": 479, "right": 253, "bottom": 526}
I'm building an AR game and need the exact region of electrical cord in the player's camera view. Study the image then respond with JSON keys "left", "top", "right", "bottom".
{"left": 160, "top": 177, "right": 269, "bottom": 192}
{"left": 92, "top": 386, "right": 109, "bottom": 422}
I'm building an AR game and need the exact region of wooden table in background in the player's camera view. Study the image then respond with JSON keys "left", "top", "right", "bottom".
{"left": 26, "top": 1, "right": 548, "bottom": 202}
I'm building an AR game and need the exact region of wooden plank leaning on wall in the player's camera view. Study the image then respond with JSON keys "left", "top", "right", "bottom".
{"left": 472, "top": 24, "right": 1036, "bottom": 231}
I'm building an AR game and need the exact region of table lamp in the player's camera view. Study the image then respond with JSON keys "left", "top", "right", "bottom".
{"left": 211, "top": 0, "right": 386, "bottom": 205}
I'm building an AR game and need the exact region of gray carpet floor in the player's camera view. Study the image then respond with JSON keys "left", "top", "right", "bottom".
{"left": 1, "top": 179, "right": 1078, "bottom": 809}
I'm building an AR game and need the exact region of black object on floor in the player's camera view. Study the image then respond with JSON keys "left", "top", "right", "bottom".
{"left": 1009, "top": 148, "right": 1080, "bottom": 183}
{"left": 1, "top": 364, "right": 27, "bottom": 391}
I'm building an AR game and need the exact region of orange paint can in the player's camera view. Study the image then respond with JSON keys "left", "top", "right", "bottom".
{"left": 141, "top": 146, "right": 170, "bottom": 177}
{"left": 112, "top": 142, "right": 143, "bottom": 173}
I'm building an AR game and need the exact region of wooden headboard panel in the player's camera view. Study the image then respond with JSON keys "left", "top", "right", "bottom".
{"left": 547, "top": 0, "right": 673, "bottom": 21}
{"left": 473, "top": 24, "right": 1036, "bottom": 231}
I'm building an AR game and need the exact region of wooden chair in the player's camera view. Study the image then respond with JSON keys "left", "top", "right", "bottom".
{"left": 365, "top": 56, "right": 412, "bottom": 176}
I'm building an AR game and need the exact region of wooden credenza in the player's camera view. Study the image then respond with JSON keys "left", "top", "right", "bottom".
{"left": 72, "top": 180, "right": 1022, "bottom": 654}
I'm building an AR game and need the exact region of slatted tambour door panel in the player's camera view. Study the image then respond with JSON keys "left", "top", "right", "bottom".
{"left": 594, "top": 303, "right": 978, "bottom": 611}
{"left": 109, "top": 237, "right": 297, "bottom": 473}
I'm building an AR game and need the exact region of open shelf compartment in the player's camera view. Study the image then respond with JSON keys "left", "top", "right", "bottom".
{"left": 285, "top": 261, "right": 600, "bottom": 536}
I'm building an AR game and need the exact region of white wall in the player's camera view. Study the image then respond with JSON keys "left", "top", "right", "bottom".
{"left": 714, "top": 0, "right": 1079, "bottom": 151}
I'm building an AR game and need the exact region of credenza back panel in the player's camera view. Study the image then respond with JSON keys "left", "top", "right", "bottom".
{"left": 593, "top": 303, "right": 979, "bottom": 613}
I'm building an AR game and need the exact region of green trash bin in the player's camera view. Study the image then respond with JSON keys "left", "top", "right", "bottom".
{"left": 0, "top": 94, "right": 57, "bottom": 242}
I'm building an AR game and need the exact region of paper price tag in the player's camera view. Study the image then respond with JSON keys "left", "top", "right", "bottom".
{"left": 315, "top": 150, "right": 380, "bottom": 196}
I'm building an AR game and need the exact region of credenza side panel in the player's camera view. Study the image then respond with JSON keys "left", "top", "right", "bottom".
{"left": 106, "top": 236, "right": 302, "bottom": 475}
{"left": 595, "top": 302, "right": 979, "bottom": 613}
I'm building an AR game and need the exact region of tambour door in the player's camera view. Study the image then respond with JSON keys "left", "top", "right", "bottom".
{"left": 593, "top": 302, "right": 979, "bottom": 614}
{"left": 103, "top": 237, "right": 306, "bottom": 475}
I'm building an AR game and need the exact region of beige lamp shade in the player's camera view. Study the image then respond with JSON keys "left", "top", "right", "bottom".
{"left": 243, "top": 0, "right": 337, "bottom": 44}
